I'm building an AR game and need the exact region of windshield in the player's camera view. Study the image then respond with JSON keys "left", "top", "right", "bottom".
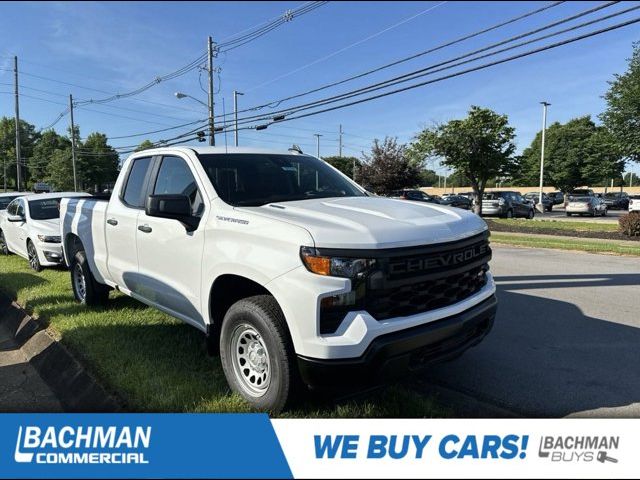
{"left": 483, "top": 193, "right": 508, "bottom": 200}
{"left": 29, "top": 198, "right": 62, "bottom": 220}
{"left": 0, "top": 196, "right": 19, "bottom": 210}
{"left": 571, "top": 196, "right": 591, "bottom": 202}
{"left": 198, "top": 153, "right": 365, "bottom": 207}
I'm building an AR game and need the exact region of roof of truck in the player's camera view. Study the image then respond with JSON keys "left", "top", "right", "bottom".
{"left": 20, "top": 192, "right": 91, "bottom": 201}
{"left": 138, "top": 146, "right": 311, "bottom": 156}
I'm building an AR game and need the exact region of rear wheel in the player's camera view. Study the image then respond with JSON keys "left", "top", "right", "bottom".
{"left": 220, "top": 295, "right": 301, "bottom": 413}
{"left": 70, "top": 250, "right": 110, "bottom": 306}
{"left": 505, "top": 209, "right": 513, "bottom": 219}
{"left": 0, "top": 230, "right": 8, "bottom": 256}
{"left": 527, "top": 209, "right": 535, "bottom": 220}
{"left": 566, "top": 212, "right": 572, "bottom": 217}
{"left": 27, "top": 240, "right": 42, "bottom": 272}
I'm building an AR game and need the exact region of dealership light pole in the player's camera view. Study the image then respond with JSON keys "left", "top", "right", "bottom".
{"left": 69, "top": 94, "right": 78, "bottom": 192}
{"left": 14, "top": 56, "right": 22, "bottom": 192}
{"left": 233, "top": 90, "right": 243, "bottom": 147}
{"left": 314, "top": 133, "right": 322, "bottom": 158}
{"left": 538, "top": 101, "right": 551, "bottom": 213}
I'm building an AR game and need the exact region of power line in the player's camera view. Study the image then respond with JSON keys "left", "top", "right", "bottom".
{"left": 227, "top": 1, "right": 631, "bottom": 128}
{"left": 242, "top": 0, "right": 449, "bottom": 92}
{"left": 225, "top": 0, "right": 566, "bottom": 117}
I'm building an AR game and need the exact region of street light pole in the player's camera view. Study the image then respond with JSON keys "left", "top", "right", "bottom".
{"left": 69, "top": 94, "right": 78, "bottom": 192}
{"left": 233, "top": 90, "right": 243, "bottom": 147}
{"left": 339, "top": 124, "right": 343, "bottom": 156}
{"left": 538, "top": 101, "right": 551, "bottom": 214}
{"left": 14, "top": 56, "right": 21, "bottom": 192}
{"left": 314, "top": 133, "right": 322, "bottom": 158}
{"left": 207, "top": 36, "right": 215, "bottom": 146}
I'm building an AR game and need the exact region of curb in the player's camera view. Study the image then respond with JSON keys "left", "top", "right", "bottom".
{"left": 0, "top": 293, "right": 120, "bottom": 412}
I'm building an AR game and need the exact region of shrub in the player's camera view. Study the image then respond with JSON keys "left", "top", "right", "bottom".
{"left": 619, "top": 212, "right": 640, "bottom": 237}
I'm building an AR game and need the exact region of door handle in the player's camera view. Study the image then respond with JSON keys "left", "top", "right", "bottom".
{"left": 107, "top": 218, "right": 118, "bottom": 226}
{"left": 138, "top": 225, "right": 152, "bottom": 233}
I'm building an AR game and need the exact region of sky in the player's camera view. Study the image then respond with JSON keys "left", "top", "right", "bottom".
{"left": 0, "top": 0, "right": 639, "bottom": 177}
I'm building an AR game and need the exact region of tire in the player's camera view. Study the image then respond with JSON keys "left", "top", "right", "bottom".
{"left": 602, "top": 209, "right": 607, "bottom": 217}
{"left": 566, "top": 212, "right": 572, "bottom": 217}
{"left": 0, "top": 230, "right": 9, "bottom": 256}
{"left": 527, "top": 209, "right": 535, "bottom": 220}
{"left": 27, "top": 240, "right": 42, "bottom": 272}
{"left": 505, "top": 209, "right": 513, "bottom": 219}
{"left": 70, "top": 250, "right": 110, "bottom": 306}
{"left": 220, "top": 295, "right": 301, "bottom": 413}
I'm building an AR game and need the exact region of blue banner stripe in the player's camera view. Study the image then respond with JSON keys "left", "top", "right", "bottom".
{"left": 0, "top": 414, "right": 292, "bottom": 479}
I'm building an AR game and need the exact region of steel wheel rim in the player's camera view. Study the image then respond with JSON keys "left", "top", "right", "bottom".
{"left": 28, "top": 243, "right": 38, "bottom": 270}
{"left": 73, "top": 263, "right": 87, "bottom": 301}
{"left": 230, "top": 324, "right": 271, "bottom": 397}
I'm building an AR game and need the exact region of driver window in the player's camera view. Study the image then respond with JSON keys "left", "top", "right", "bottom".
{"left": 154, "top": 156, "right": 204, "bottom": 217}
{"left": 7, "top": 200, "right": 17, "bottom": 216}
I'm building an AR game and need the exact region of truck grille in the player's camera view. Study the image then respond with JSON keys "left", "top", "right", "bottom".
{"left": 317, "top": 232, "right": 491, "bottom": 334}
{"left": 365, "top": 263, "right": 489, "bottom": 320}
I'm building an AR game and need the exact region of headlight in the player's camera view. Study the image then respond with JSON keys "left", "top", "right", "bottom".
{"left": 300, "top": 247, "right": 375, "bottom": 278}
{"left": 37, "top": 235, "right": 61, "bottom": 243}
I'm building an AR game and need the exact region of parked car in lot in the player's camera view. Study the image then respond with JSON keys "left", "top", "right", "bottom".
{"left": 566, "top": 196, "right": 607, "bottom": 217}
{"left": 481, "top": 191, "right": 535, "bottom": 219}
{"left": 629, "top": 195, "right": 640, "bottom": 212}
{"left": 547, "top": 191, "right": 564, "bottom": 205}
{"left": 602, "top": 192, "right": 629, "bottom": 210}
{"left": 439, "top": 194, "right": 472, "bottom": 210}
{"left": 61, "top": 146, "right": 497, "bottom": 412}
{"left": 390, "top": 189, "right": 440, "bottom": 203}
{"left": 524, "top": 192, "right": 553, "bottom": 212}
{"left": 0, "top": 192, "right": 21, "bottom": 211}
{"left": 0, "top": 192, "right": 90, "bottom": 270}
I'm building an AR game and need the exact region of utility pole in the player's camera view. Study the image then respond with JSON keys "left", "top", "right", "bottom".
{"left": 69, "top": 94, "right": 78, "bottom": 192}
{"left": 631, "top": 172, "right": 634, "bottom": 188}
{"left": 233, "top": 90, "right": 243, "bottom": 147}
{"left": 14, "top": 56, "right": 21, "bottom": 192}
{"left": 338, "top": 124, "right": 343, "bottom": 156}
{"left": 207, "top": 36, "right": 215, "bottom": 146}
{"left": 538, "top": 101, "right": 550, "bottom": 214}
{"left": 314, "top": 133, "right": 322, "bottom": 158}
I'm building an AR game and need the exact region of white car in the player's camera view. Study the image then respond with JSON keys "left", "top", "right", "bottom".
{"left": 61, "top": 147, "right": 496, "bottom": 412}
{"left": 0, "top": 192, "right": 90, "bottom": 271}
{"left": 629, "top": 195, "right": 640, "bottom": 213}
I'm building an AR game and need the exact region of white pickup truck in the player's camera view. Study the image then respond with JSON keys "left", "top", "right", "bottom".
{"left": 61, "top": 146, "right": 497, "bottom": 411}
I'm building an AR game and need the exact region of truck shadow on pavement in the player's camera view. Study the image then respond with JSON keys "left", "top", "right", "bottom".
{"left": 422, "top": 272, "right": 640, "bottom": 417}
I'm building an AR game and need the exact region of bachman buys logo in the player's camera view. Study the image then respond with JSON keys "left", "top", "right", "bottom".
{"left": 15, "top": 425, "right": 151, "bottom": 464}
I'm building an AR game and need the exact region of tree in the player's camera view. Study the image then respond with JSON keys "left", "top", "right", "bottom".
{"left": 601, "top": 42, "right": 640, "bottom": 163}
{"left": 135, "top": 139, "right": 155, "bottom": 152}
{"left": 516, "top": 116, "right": 624, "bottom": 192}
{"left": 77, "top": 132, "right": 120, "bottom": 191}
{"left": 418, "top": 168, "right": 439, "bottom": 187}
{"left": 356, "top": 137, "right": 420, "bottom": 194}
{"left": 408, "top": 106, "right": 516, "bottom": 214}
{"left": 323, "top": 155, "right": 361, "bottom": 179}
{"left": 0, "top": 117, "right": 39, "bottom": 189}
{"left": 45, "top": 148, "right": 75, "bottom": 191}
{"left": 623, "top": 172, "right": 640, "bottom": 187}
{"left": 29, "top": 130, "right": 70, "bottom": 184}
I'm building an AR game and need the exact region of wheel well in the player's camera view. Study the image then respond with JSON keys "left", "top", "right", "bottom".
{"left": 207, "top": 274, "right": 273, "bottom": 355}
{"left": 65, "top": 234, "right": 83, "bottom": 260}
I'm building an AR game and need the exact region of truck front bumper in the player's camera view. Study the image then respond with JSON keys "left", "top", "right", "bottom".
{"left": 297, "top": 294, "right": 497, "bottom": 388}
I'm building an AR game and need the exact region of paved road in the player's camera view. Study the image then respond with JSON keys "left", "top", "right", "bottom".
{"left": 422, "top": 245, "right": 640, "bottom": 417}
{"left": 0, "top": 323, "right": 62, "bottom": 412}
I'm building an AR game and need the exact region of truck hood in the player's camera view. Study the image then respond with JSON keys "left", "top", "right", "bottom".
{"left": 30, "top": 218, "right": 60, "bottom": 237}
{"left": 239, "top": 196, "right": 488, "bottom": 249}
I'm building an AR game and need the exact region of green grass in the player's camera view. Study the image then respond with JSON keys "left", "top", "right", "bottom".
{"left": 491, "top": 233, "right": 640, "bottom": 256}
{"left": 0, "top": 254, "right": 448, "bottom": 417}
{"left": 491, "top": 218, "right": 618, "bottom": 233}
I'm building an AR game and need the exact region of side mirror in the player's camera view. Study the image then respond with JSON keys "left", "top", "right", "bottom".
{"left": 146, "top": 194, "right": 198, "bottom": 231}
{"left": 7, "top": 214, "right": 24, "bottom": 223}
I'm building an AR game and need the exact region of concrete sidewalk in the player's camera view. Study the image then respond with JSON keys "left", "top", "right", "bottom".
{"left": 0, "top": 322, "right": 62, "bottom": 412}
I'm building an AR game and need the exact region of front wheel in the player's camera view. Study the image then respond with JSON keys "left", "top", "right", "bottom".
{"left": 70, "top": 250, "right": 110, "bottom": 306}
{"left": 527, "top": 209, "right": 535, "bottom": 220}
{"left": 220, "top": 295, "right": 301, "bottom": 413}
{"left": 27, "top": 240, "right": 42, "bottom": 272}
{"left": 505, "top": 209, "right": 513, "bottom": 219}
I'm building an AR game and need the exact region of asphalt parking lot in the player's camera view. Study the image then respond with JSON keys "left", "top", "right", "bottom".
{"left": 423, "top": 245, "right": 640, "bottom": 417}
{"left": 534, "top": 206, "right": 626, "bottom": 223}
